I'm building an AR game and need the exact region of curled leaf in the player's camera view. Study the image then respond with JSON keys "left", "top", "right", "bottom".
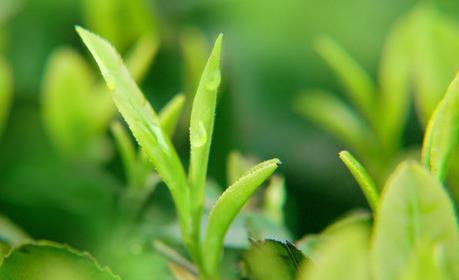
{"left": 339, "top": 150, "right": 379, "bottom": 210}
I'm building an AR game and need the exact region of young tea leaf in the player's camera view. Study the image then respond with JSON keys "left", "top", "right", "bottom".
{"left": 371, "top": 161, "right": 459, "bottom": 280}
{"left": 159, "top": 93, "right": 186, "bottom": 137}
{"left": 295, "top": 90, "right": 373, "bottom": 154}
{"left": 298, "top": 224, "right": 370, "bottom": 280}
{"left": 339, "top": 150, "right": 379, "bottom": 210}
{"left": 0, "top": 242, "right": 120, "bottom": 279}
{"left": 188, "top": 34, "right": 222, "bottom": 243}
{"left": 398, "top": 242, "right": 449, "bottom": 280}
{"left": 315, "top": 36, "right": 377, "bottom": 124}
{"left": 76, "top": 27, "right": 192, "bottom": 238}
{"left": 203, "top": 158, "right": 280, "bottom": 278}
{"left": 422, "top": 72, "right": 459, "bottom": 180}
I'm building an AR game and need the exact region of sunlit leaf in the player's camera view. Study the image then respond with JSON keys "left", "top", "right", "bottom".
{"left": 0, "top": 242, "right": 120, "bottom": 279}
{"left": 295, "top": 90, "right": 373, "bottom": 153}
{"left": 76, "top": 27, "right": 192, "bottom": 238}
{"left": 159, "top": 94, "right": 186, "bottom": 137}
{"left": 188, "top": 34, "right": 222, "bottom": 244}
{"left": 399, "top": 242, "right": 449, "bottom": 280}
{"left": 371, "top": 161, "right": 459, "bottom": 280}
{"left": 203, "top": 158, "right": 279, "bottom": 278}
{"left": 315, "top": 36, "right": 377, "bottom": 124}
{"left": 422, "top": 72, "right": 459, "bottom": 180}
{"left": 298, "top": 224, "right": 370, "bottom": 280}
{"left": 339, "top": 150, "right": 379, "bottom": 210}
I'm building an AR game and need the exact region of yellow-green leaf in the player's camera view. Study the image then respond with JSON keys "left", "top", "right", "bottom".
{"left": 422, "top": 72, "right": 459, "bottom": 180}
{"left": 371, "top": 162, "right": 459, "bottom": 280}
{"left": 203, "top": 158, "right": 279, "bottom": 278}
{"left": 159, "top": 94, "right": 186, "bottom": 137}
{"left": 339, "top": 150, "right": 379, "bottom": 210}
{"left": 315, "top": 36, "right": 376, "bottom": 124}
{"left": 0, "top": 57, "right": 12, "bottom": 138}
{"left": 298, "top": 224, "right": 370, "bottom": 280}
{"left": 188, "top": 34, "right": 222, "bottom": 242}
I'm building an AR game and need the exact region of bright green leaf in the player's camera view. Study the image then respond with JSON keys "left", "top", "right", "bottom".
{"left": 203, "top": 158, "right": 280, "bottom": 278}
{"left": 371, "top": 161, "right": 459, "bottom": 280}
{"left": 188, "top": 34, "right": 222, "bottom": 244}
{"left": 159, "top": 94, "right": 186, "bottom": 137}
{"left": 263, "top": 175, "right": 286, "bottom": 225}
{"left": 315, "top": 36, "right": 377, "bottom": 124}
{"left": 399, "top": 242, "right": 449, "bottom": 280}
{"left": 339, "top": 150, "right": 379, "bottom": 210}
{"left": 422, "top": 72, "right": 459, "bottom": 180}
{"left": 0, "top": 242, "right": 120, "bottom": 279}
{"left": 76, "top": 27, "right": 192, "bottom": 240}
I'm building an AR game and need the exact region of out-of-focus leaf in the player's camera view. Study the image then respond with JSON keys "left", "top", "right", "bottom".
{"left": 378, "top": 10, "right": 412, "bottom": 152}
{"left": 399, "top": 242, "right": 449, "bottom": 280}
{"left": 0, "top": 242, "right": 120, "bottom": 279}
{"left": 124, "top": 32, "right": 159, "bottom": 82}
{"left": 0, "top": 0, "right": 23, "bottom": 25}
{"left": 76, "top": 27, "right": 192, "bottom": 240}
{"left": 422, "top": 72, "right": 459, "bottom": 180}
{"left": 111, "top": 121, "right": 137, "bottom": 187}
{"left": 203, "top": 159, "right": 280, "bottom": 278}
{"left": 0, "top": 57, "right": 12, "bottom": 138}
{"left": 371, "top": 162, "right": 459, "bottom": 280}
{"left": 315, "top": 36, "right": 377, "bottom": 124}
{"left": 0, "top": 214, "right": 29, "bottom": 246}
{"left": 226, "top": 151, "right": 256, "bottom": 186}
{"left": 295, "top": 90, "right": 373, "bottom": 153}
{"left": 180, "top": 28, "right": 209, "bottom": 96}
{"left": 244, "top": 239, "right": 305, "bottom": 280}
{"left": 188, "top": 34, "right": 222, "bottom": 243}
{"left": 339, "top": 150, "right": 379, "bottom": 210}
{"left": 263, "top": 175, "right": 286, "bottom": 225}
{"left": 81, "top": 0, "right": 156, "bottom": 51}
{"left": 159, "top": 94, "right": 186, "bottom": 137}
{"left": 41, "top": 48, "right": 101, "bottom": 159}
{"left": 411, "top": 5, "right": 459, "bottom": 124}
{"left": 168, "top": 263, "right": 197, "bottom": 280}
{"left": 298, "top": 224, "right": 370, "bottom": 280}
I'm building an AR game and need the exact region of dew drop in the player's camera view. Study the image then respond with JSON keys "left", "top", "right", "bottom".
{"left": 191, "top": 121, "right": 207, "bottom": 148}
{"left": 206, "top": 70, "right": 221, "bottom": 91}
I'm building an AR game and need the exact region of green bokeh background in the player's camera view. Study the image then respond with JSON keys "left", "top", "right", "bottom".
{"left": 1, "top": 0, "right": 458, "bottom": 246}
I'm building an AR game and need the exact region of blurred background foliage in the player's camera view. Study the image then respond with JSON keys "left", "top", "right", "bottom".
{"left": 1, "top": 0, "right": 459, "bottom": 277}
